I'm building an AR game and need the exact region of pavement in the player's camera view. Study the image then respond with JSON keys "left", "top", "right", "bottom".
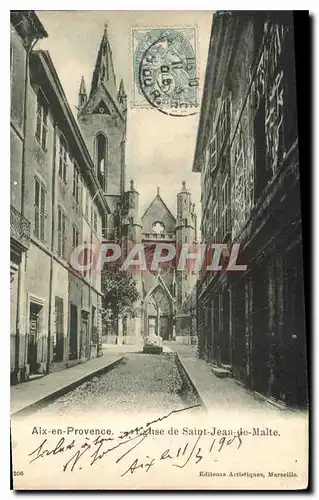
{"left": 10, "top": 344, "right": 173, "bottom": 417}
{"left": 166, "top": 342, "right": 302, "bottom": 416}
{"left": 11, "top": 352, "right": 123, "bottom": 417}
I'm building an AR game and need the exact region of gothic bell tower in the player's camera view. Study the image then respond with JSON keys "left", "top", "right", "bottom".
{"left": 77, "top": 24, "right": 127, "bottom": 217}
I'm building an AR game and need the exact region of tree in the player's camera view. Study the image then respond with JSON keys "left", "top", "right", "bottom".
{"left": 101, "top": 269, "right": 140, "bottom": 327}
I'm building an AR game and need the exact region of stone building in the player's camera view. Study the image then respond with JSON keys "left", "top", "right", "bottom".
{"left": 10, "top": 12, "right": 109, "bottom": 383}
{"left": 103, "top": 182, "right": 198, "bottom": 345}
{"left": 10, "top": 11, "right": 48, "bottom": 384}
{"left": 140, "top": 183, "right": 198, "bottom": 343}
{"left": 193, "top": 11, "right": 307, "bottom": 407}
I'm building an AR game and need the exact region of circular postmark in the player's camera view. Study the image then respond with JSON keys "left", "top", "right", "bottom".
{"left": 135, "top": 28, "right": 199, "bottom": 117}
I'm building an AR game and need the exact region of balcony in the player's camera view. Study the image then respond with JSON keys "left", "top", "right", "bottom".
{"left": 10, "top": 205, "right": 31, "bottom": 251}
{"left": 142, "top": 232, "right": 175, "bottom": 241}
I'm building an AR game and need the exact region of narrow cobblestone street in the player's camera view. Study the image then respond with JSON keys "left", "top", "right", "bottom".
{"left": 33, "top": 353, "right": 201, "bottom": 417}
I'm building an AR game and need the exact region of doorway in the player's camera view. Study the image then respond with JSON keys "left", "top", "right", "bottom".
{"left": 232, "top": 280, "right": 247, "bottom": 384}
{"left": 148, "top": 316, "right": 157, "bottom": 336}
{"left": 283, "top": 243, "right": 307, "bottom": 407}
{"left": 28, "top": 302, "right": 42, "bottom": 374}
{"left": 69, "top": 304, "right": 78, "bottom": 361}
{"left": 159, "top": 316, "right": 169, "bottom": 340}
{"left": 221, "top": 288, "right": 230, "bottom": 365}
{"left": 81, "top": 311, "right": 90, "bottom": 359}
{"left": 252, "top": 264, "right": 270, "bottom": 395}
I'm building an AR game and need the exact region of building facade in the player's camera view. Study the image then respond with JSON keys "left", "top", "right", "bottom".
{"left": 140, "top": 183, "right": 198, "bottom": 343}
{"left": 193, "top": 11, "right": 307, "bottom": 407}
{"left": 10, "top": 12, "right": 110, "bottom": 383}
{"left": 102, "top": 182, "right": 198, "bottom": 345}
{"left": 10, "top": 12, "right": 48, "bottom": 384}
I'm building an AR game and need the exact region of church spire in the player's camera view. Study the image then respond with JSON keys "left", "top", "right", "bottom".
{"left": 117, "top": 78, "right": 127, "bottom": 109}
{"left": 90, "top": 23, "right": 117, "bottom": 100}
{"left": 78, "top": 76, "right": 87, "bottom": 110}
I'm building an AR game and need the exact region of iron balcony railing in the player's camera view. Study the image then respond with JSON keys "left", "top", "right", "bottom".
{"left": 10, "top": 205, "right": 31, "bottom": 250}
{"left": 142, "top": 232, "right": 175, "bottom": 240}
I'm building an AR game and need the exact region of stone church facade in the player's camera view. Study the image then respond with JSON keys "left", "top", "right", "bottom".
{"left": 102, "top": 182, "right": 198, "bottom": 345}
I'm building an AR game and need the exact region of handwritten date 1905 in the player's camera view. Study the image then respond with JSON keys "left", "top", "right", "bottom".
{"left": 121, "top": 433, "right": 242, "bottom": 477}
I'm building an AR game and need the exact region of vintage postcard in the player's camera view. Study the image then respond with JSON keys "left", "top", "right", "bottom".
{"left": 10, "top": 10, "right": 309, "bottom": 490}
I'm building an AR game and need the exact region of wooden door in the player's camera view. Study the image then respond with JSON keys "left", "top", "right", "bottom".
{"left": 69, "top": 304, "right": 78, "bottom": 360}
{"left": 28, "top": 304, "right": 40, "bottom": 374}
{"left": 160, "top": 316, "right": 169, "bottom": 340}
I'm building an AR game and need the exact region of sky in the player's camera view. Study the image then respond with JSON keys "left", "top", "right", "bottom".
{"left": 35, "top": 11, "right": 213, "bottom": 219}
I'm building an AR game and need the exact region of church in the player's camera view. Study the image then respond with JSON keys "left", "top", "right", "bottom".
{"left": 119, "top": 181, "right": 198, "bottom": 344}
{"left": 76, "top": 25, "right": 198, "bottom": 345}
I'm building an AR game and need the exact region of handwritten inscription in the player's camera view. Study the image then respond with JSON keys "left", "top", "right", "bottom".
{"left": 26, "top": 404, "right": 281, "bottom": 477}
{"left": 28, "top": 429, "right": 242, "bottom": 476}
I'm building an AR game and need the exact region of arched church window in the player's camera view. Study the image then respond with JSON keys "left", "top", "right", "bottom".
{"left": 152, "top": 221, "right": 165, "bottom": 234}
{"left": 96, "top": 133, "right": 108, "bottom": 190}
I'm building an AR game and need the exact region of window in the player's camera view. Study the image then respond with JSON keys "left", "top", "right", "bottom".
{"left": 57, "top": 207, "right": 67, "bottom": 259}
{"left": 10, "top": 44, "right": 14, "bottom": 88}
{"left": 82, "top": 244, "right": 90, "bottom": 278}
{"left": 96, "top": 133, "right": 108, "bottom": 190}
{"left": 72, "top": 225, "right": 79, "bottom": 249}
{"left": 217, "top": 99, "right": 230, "bottom": 152}
{"left": 59, "top": 136, "right": 67, "bottom": 183}
{"left": 84, "top": 189, "right": 90, "bottom": 219}
{"left": 212, "top": 202, "right": 218, "bottom": 242}
{"left": 72, "top": 163, "right": 80, "bottom": 202}
{"left": 92, "top": 306, "right": 97, "bottom": 343}
{"left": 120, "top": 141, "right": 125, "bottom": 193}
{"left": 210, "top": 136, "right": 217, "bottom": 174}
{"left": 254, "top": 95, "right": 267, "bottom": 200}
{"left": 282, "top": 31, "right": 297, "bottom": 154}
{"left": 221, "top": 176, "right": 231, "bottom": 238}
{"left": 54, "top": 297, "right": 64, "bottom": 362}
{"left": 102, "top": 215, "right": 108, "bottom": 239}
{"left": 35, "top": 93, "right": 48, "bottom": 150}
{"left": 254, "top": 13, "right": 266, "bottom": 58}
{"left": 93, "top": 209, "right": 98, "bottom": 232}
{"left": 34, "top": 178, "right": 46, "bottom": 242}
